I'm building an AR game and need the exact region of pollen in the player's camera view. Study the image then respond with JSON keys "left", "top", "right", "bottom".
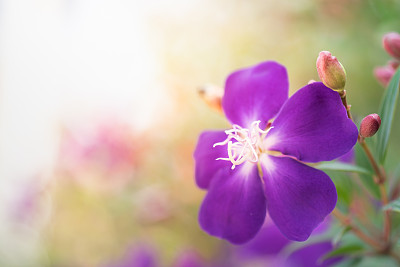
{"left": 213, "top": 121, "right": 272, "bottom": 170}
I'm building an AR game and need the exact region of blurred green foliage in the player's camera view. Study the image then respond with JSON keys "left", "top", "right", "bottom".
{"left": 8, "top": 0, "right": 400, "bottom": 266}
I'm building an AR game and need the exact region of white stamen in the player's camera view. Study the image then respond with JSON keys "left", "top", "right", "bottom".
{"left": 214, "top": 120, "right": 273, "bottom": 170}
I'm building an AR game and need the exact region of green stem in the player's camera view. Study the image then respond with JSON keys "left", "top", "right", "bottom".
{"left": 358, "top": 137, "right": 390, "bottom": 243}
{"left": 338, "top": 90, "right": 352, "bottom": 119}
{"left": 337, "top": 88, "right": 393, "bottom": 254}
{"left": 332, "top": 208, "right": 382, "bottom": 250}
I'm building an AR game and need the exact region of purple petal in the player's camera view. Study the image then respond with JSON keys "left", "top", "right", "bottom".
{"left": 199, "top": 163, "right": 266, "bottom": 244}
{"left": 194, "top": 131, "right": 230, "bottom": 189}
{"left": 237, "top": 220, "right": 290, "bottom": 259}
{"left": 267, "top": 82, "right": 358, "bottom": 162}
{"left": 312, "top": 216, "right": 332, "bottom": 235}
{"left": 338, "top": 148, "right": 354, "bottom": 163}
{"left": 222, "top": 61, "right": 289, "bottom": 128}
{"left": 285, "top": 241, "right": 342, "bottom": 267}
{"left": 105, "top": 245, "right": 159, "bottom": 267}
{"left": 261, "top": 155, "right": 337, "bottom": 241}
{"left": 173, "top": 251, "right": 206, "bottom": 267}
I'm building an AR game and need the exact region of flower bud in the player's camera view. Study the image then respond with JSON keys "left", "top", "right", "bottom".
{"left": 316, "top": 51, "right": 347, "bottom": 91}
{"left": 359, "top": 113, "right": 381, "bottom": 138}
{"left": 198, "top": 84, "right": 223, "bottom": 112}
{"left": 388, "top": 59, "right": 400, "bottom": 69}
{"left": 373, "top": 64, "right": 396, "bottom": 87}
{"left": 383, "top": 32, "right": 400, "bottom": 60}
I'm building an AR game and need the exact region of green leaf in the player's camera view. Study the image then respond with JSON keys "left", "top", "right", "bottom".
{"left": 332, "top": 225, "right": 352, "bottom": 247}
{"left": 392, "top": 164, "right": 400, "bottom": 182}
{"left": 333, "top": 258, "right": 362, "bottom": 267}
{"left": 383, "top": 198, "right": 400, "bottom": 213}
{"left": 376, "top": 67, "right": 400, "bottom": 164}
{"left": 341, "top": 256, "right": 398, "bottom": 267}
{"left": 320, "top": 243, "right": 365, "bottom": 262}
{"left": 329, "top": 170, "right": 354, "bottom": 206}
{"left": 316, "top": 161, "right": 371, "bottom": 175}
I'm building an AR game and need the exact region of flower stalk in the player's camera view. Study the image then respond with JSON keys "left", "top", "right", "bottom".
{"left": 379, "top": 184, "right": 391, "bottom": 243}
{"left": 338, "top": 90, "right": 352, "bottom": 119}
{"left": 328, "top": 54, "right": 394, "bottom": 257}
{"left": 357, "top": 136, "right": 390, "bottom": 243}
{"left": 332, "top": 208, "right": 382, "bottom": 250}
{"left": 390, "top": 251, "right": 400, "bottom": 265}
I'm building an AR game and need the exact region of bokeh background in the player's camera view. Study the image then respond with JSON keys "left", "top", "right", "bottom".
{"left": 0, "top": 0, "right": 399, "bottom": 266}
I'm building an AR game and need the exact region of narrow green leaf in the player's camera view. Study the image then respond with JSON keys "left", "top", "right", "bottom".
{"left": 332, "top": 225, "right": 352, "bottom": 247}
{"left": 376, "top": 68, "right": 400, "bottom": 164}
{"left": 320, "top": 244, "right": 365, "bottom": 262}
{"left": 392, "top": 164, "right": 400, "bottom": 182}
{"left": 316, "top": 161, "right": 371, "bottom": 175}
{"left": 332, "top": 258, "right": 362, "bottom": 267}
{"left": 383, "top": 198, "right": 400, "bottom": 213}
{"left": 343, "top": 256, "right": 398, "bottom": 267}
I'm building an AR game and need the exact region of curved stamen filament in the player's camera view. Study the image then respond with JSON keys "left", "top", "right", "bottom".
{"left": 214, "top": 121, "right": 273, "bottom": 170}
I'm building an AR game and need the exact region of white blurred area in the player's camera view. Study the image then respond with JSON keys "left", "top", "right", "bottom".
{"left": 0, "top": 0, "right": 178, "bottom": 264}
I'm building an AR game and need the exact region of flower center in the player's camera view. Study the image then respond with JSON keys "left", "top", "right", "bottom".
{"left": 213, "top": 120, "right": 272, "bottom": 170}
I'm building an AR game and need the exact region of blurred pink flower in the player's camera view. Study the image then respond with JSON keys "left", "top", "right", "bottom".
{"left": 10, "top": 176, "right": 50, "bottom": 226}
{"left": 374, "top": 63, "right": 397, "bottom": 87}
{"left": 375, "top": 32, "right": 400, "bottom": 87}
{"left": 104, "top": 244, "right": 159, "bottom": 267}
{"left": 134, "top": 185, "right": 173, "bottom": 223}
{"left": 58, "top": 120, "right": 147, "bottom": 192}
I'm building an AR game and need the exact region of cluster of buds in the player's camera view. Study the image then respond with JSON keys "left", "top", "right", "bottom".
{"left": 316, "top": 51, "right": 382, "bottom": 140}
{"left": 374, "top": 32, "right": 400, "bottom": 87}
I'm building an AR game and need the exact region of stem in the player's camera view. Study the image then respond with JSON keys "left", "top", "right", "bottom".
{"left": 351, "top": 173, "right": 375, "bottom": 201}
{"left": 338, "top": 90, "right": 352, "bottom": 119}
{"left": 336, "top": 88, "right": 395, "bottom": 258}
{"left": 380, "top": 185, "right": 391, "bottom": 243}
{"left": 390, "top": 251, "right": 400, "bottom": 265}
{"left": 332, "top": 208, "right": 382, "bottom": 250}
{"left": 358, "top": 137, "right": 391, "bottom": 242}
{"left": 358, "top": 138, "right": 385, "bottom": 184}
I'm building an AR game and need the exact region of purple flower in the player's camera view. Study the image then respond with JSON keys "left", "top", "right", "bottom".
{"left": 284, "top": 241, "right": 341, "bottom": 267}
{"left": 237, "top": 217, "right": 342, "bottom": 267}
{"left": 194, "top": 61, "right": 358, "bottom": 244}
{"left": 172, "top": 251, "right": 206, "bottom": 267}
{"left": 237, "top": 222, "right": 290, "bottom": 259}
{"left": 104, "top": 244, "right": 159, "bottom": 267}
{"left": 337, "top": 148, "right": 354, "bottom": 163}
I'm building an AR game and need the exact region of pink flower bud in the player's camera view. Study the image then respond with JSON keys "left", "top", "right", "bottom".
{"left": 316, "top": 51, "right": 347, "bottom": 91}
{"left": 383, "top": 32, "right": 400, "bottom": 60}
{"left": 374, "top": 64, "right": 396, "bottom": 87}
{"left": 388, "top": 59, "right": 400, "bottom": 69}
{"left": 360, "top": 113, "right": 381, "bottom": 138}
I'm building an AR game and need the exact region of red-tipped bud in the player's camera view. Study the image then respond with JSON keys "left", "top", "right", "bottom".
{"left": 198, "top": 84, "right": 223, "bottom": 112}
{"left": 360, "top": 113, "right": 381, "bottom": 138}
{"left": 316, "top": 51, "right": 347, "bottom": 91}
{"left": 388, "top": 59, "right": 400, "bottom": 69}
{"left": 383, "top": 32, "right": 400, "bottom": 60}
{"left": 374, "top": 64, "right": 396, "bottom": 87}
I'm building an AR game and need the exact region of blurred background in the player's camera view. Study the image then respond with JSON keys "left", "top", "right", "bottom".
{"left": 0, "top": 0, "right": 399, "bottom": 266}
